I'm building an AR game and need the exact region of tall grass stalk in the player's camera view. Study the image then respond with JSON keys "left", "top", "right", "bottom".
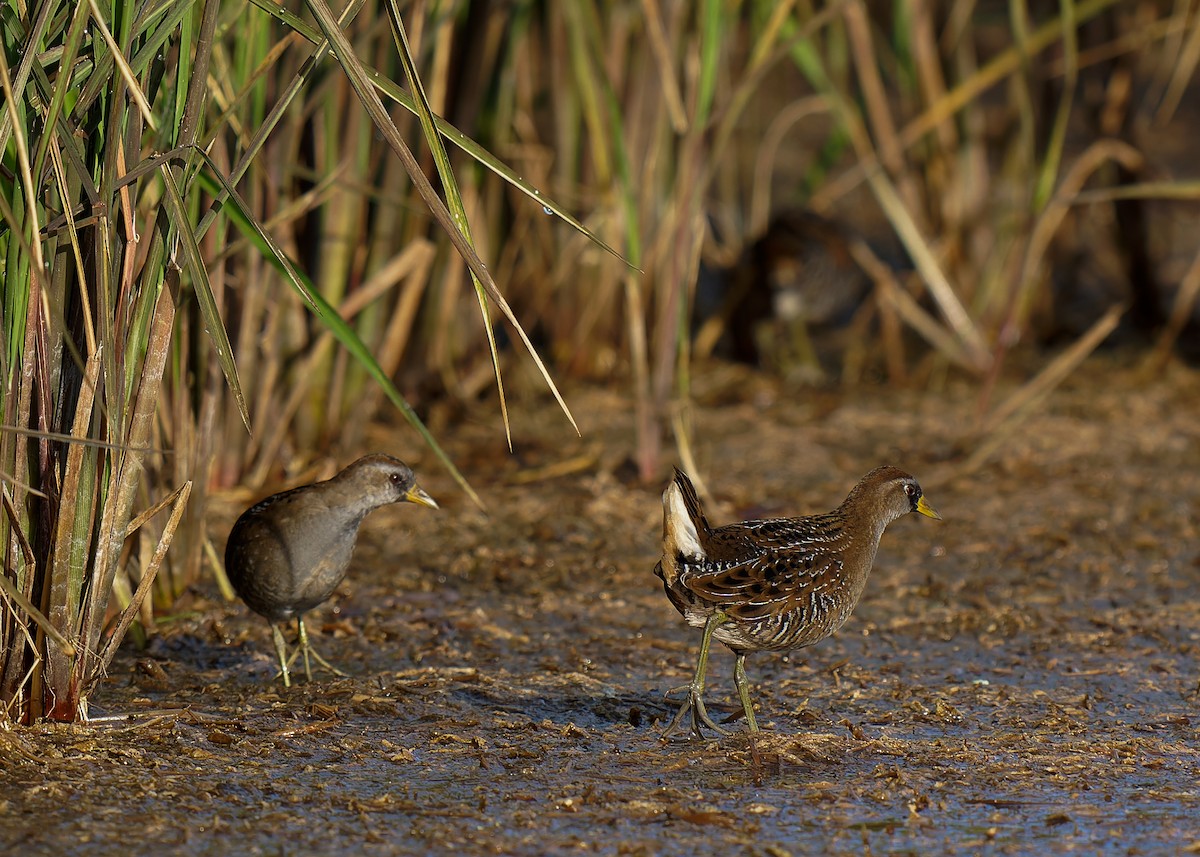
{"left": 0, "top": 0, "right": 250, "bottom": 721}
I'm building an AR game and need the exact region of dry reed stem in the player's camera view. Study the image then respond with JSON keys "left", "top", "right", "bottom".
{"left": 350, "top": 241, "right": 437, "bottom": 425}
{"left": 911, "top": 0, "right": 958, "bottom": 155}
{"left": 842, "top": 239, "right": 905, "bottom": 382}
{"left": 1153, "top": 3, "right": 1200, "bottom": 125}
{"left": 1147, "top": 249, "right": 1200, "bottom": 371}
{"left": 640, "top": 0, "right": 687, "bottom": 133}
{"left": 625, "top": 268, "right": 656, "bottom": 483}
{"left": 864, "top": 171, "right": 990, "bottom": 370}
{"left": 671, "top": 405, "right": 718, "bottom": 516}
{"left": 750, "top": 96, "right": 830, "bottom": 236}
{"left": 205, "top": 534, "right": 235, "bottom": 602}
{"left": 94, "top": 481, "right": 193, "bottom": 681}
{"left": 1014, "top": 139, "right": 1144, "bottom": 330}
{"left": 960, "top": 304, "right": 1124, "bottom": 476}
{"left": 75, "top": 282, "right": 176, "bottom": 705}
{"left": 845, "top": 1, "right": 919, "bottom": 217}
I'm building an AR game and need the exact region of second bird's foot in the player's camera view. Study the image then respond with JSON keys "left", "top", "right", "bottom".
{"left": 303, "top": 646, "right": 348, "bottom": 680}
{"left": 282, "top": 643, "right": 348, "bottom": 682}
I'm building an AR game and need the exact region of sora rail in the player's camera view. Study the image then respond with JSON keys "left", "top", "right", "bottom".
{"left": 655, "top": 465, "right": 940, "bottom": 738}
{"left": 225, "top": 454, "right": 437, "bottom": 687}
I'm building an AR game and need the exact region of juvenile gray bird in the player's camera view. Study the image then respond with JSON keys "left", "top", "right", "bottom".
{"left": 225, "top": 454, "right": 437, "bottom": 686}
{"left": 655, "top": 465, "right": 940, "bottom": 738}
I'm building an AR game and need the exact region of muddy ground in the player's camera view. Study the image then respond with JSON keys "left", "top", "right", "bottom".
{"left": 2, "top": 355, "right": 1198, "bottom": 855}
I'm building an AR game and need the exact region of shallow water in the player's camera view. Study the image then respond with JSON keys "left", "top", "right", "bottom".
{"left": 3, "top": 359, "right": 1198, "bottom": 855}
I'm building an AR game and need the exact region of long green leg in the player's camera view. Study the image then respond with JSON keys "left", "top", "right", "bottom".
{"left": 733, "top": 653, "right": 759, "bottom": 733}
{"left": 663, "top": 612, "right": 731, "bottom": 739}
{"left": 270, "top": 622, "right": 292, "bottom": 688}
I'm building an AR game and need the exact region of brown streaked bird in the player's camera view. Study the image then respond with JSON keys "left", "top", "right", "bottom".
{"left": 655, "top": 465, "right": 940, "bottom": 738}
{"left": 225, "top": 454, "right": 437, "bottom": 687}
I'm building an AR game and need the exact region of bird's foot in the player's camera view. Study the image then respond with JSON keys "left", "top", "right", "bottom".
{"left": 283, "top": 641, "right": 348, "bottom": 681}
{"left": 661, "top": 684, "right": 730, "bottom": 739}
{"left": 303, "top": 645, "right": 348, "bottom": 679}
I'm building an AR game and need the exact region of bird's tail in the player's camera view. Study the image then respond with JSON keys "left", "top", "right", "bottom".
{"left": 659, "top": 469, "right": 710, "bottom": 586}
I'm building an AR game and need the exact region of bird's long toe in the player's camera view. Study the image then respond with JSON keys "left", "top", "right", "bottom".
{"left": 662, "top": 685, "right": 730, "bottom": 739}
{"left": 293, "top": 619, "right": 348, "bottom": 681}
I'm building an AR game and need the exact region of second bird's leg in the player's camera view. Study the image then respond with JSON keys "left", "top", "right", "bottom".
{"left": 733, "top": 653, "right": 759, "bottom": 733}
{"left": 663, "top": 612, "right": 730, "bottom": 739}
{"left": 270, "top": 622, "right": 292, "bottom": 688}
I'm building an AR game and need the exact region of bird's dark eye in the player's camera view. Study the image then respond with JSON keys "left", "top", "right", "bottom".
{"left": 389, "top": 472, "right": 404, "bottom": 485}
{"left": 904, "top": 483, "right": 917, "bottom": 497}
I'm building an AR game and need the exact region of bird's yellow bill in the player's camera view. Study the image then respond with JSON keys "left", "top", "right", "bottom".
{"left": 405, "top": 485, "right": 439, "bottom": 509}
{"left": 916, "top": 495, "right": 941, "bottom": 520}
